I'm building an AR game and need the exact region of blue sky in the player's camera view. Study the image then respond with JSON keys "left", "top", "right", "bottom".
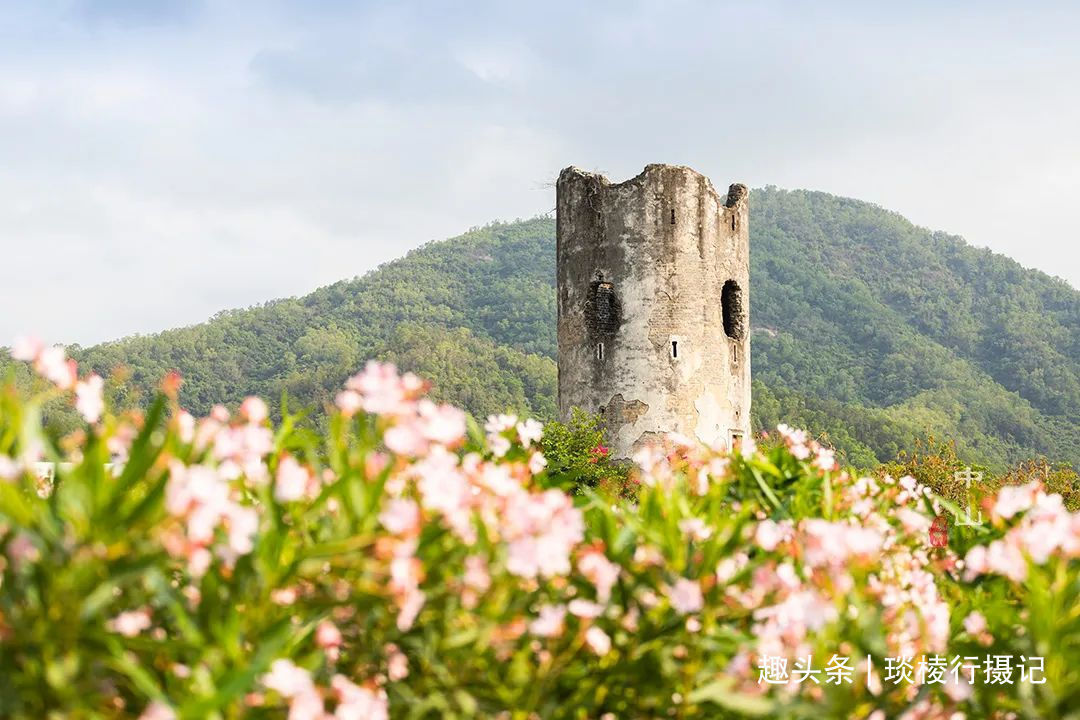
{"left": 2, "top": 0, "right": 1079, "bottom": 344}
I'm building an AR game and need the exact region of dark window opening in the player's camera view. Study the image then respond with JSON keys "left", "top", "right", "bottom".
{"left": 588, "top": 280, "right": 620, "bottom": 337}
{"left": 671, "top": 340, "right": 678, "bottom": 358}
{"left": 595, "top": 343, "right": 604, "bottom": 361}
{"left": 731, "top": 214, "right": 737, "bottom": 231}
{"left": 731, "top": 344, "right": 739, "bottom": 365}
{"left": 721, "top": 280, "right": 745, "bottom": 340}
{"left": 670, "top": 208, "right": 676, "bottom": 225}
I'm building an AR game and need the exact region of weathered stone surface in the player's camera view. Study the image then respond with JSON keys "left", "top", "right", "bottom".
{"left": 556, "top": 163, "right": 751, "bottom": 458}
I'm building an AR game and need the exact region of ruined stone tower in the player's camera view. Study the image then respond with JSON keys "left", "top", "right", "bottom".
{"left": 556, "top": 164, "right": 751, "bottom": 459}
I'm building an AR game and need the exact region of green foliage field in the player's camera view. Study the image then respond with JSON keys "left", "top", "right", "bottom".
{"left": 4, "top": 355, "right": 1080, "bottom": 719}
{"left": 15, "top": 188, "right": 1076, "bottom": 471}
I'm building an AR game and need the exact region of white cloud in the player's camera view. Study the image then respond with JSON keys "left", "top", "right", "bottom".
{"left": 0, "top": 0, "right": 1077, "bottom": 346}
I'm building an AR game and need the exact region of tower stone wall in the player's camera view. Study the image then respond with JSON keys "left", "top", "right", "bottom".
{"left": 556, "top": 163, "right": 751, "bottom": 459}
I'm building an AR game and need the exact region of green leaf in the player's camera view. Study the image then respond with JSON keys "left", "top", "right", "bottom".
{"left": 687, "top": 678, "right": 775, "bottom": 715}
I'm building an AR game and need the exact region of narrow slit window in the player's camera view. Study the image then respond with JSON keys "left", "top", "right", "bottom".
{"left": 595, "top": 343, "right": 604, "bottom": 361}
{"left": 731, "top": 344, "right": 739, "bottom": 365}
{"left": 671, "top": 340, "right": 678, "bottom": 358}
{"left": 731, "top": 214, "right": 737, "bottom": 231}
{"left": 670, "top": 208, "right": 676, "bottom": 225}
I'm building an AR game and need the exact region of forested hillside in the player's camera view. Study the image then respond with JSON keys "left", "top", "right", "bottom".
{"left": 13, "top": 188, "right": 1077, "bottom": 470}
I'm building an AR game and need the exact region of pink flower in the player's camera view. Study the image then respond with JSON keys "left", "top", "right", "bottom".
{"left": 754, "top": 519, "right": 788, "bottom": 551}
{"left": 385, "top": 643, "right": 409, "bottom": 681}
{"left": 715, "top": 552, "right": 748, "bottom": 584}
{"left": 108, "top": 608, "right": 152, "bottom": 637}
{"left": 993, "top": 482, "right": 1039, "bottom": 519}
{"left": 463, "top": 555, "right": 491, "bottom": 593}
{"left": 384, "top": 422, "right": 428, "bottom": 457}
{"left": 568, "top": 599, "right": 604, "bottom": 618}
{"left": 484, "top": 414, "right": 517, "bottom": 457}
{"left": 37, "top": 345, "right": 76, "bottom": 389}
{"left": 678, "top": 517, "right": 713, "bottom": 542}
{"left": 503, "top": 490, "right": 584, "bottom": 579}
{"left": 275, "top": 456, "right": 310, "bottom": 503}
{"left": 345, "top": 361, "right": 418, "bottom": 417}
{"left": 943, "top": 674, "right": 974, "bottom": 702}
{"left": 0, "top": 456, "right": 18, "bottom": 481}
{"left": 488, "top": 434, "right": 511, "bottom": 458}
{"left": 528, "top": 451, "right": 548, "bottom": 475}
{"left": 963, "top": 611, "right": 987, "bottom": 635}
{"left": 895, "top": 508, "right": 931, "bottom": 536}
{"left": 776, "top": 424, "right": 806, "bottom": 445}
{"left": 962, "top": 545, "right": 988, "bottom": 580}
{"left": 584, "top": 626, "right": 612, "bottom": 655}
{"left": 188, "top": 547, "right": 212, "bottom": 577}
{"left": 225, "top": 504, "right": 259, "bottom": 555}
{"left": 261, "top": 659, "right": 314, "bottom": 698}
{"left": 288, "top": 690, "right": 327, "bottom": 720}
{"left": 579, "top": 548, "right": 620, "bottom": 603}
{"left": 271, "top": 587, "right": 298, "bottom": 605}
{"left": 75, "top": 373, "right": 105, "bottom": 422}
{"left": 10, "top": 335, "right": 43, "bottom": 361}
{"left": 8, "top": 532, "right": 39, "bottom": 568}
{"left": 414, "top": 447, "right": 471, "bottom": 532}
{"left": 801, "top": 519, "right": 882, "bottom": 567}
{"left": 986, "top": 538, "right": 1028, "bottom": 582}
{"left": 335, "top": 390, "right": 362, "bottom": 417}
{"left": 379, "top": 498, "right": 421, "bottom": 535}
{"left": 667, "top": 578, "right": 704, "bottom": 614}
{"left": 813, "top": 446, "right": 836, "bottom": 471}
{"left": 484, "top": 414, "right": 518, "bottom": 434}
{"left": 529, "top": 604, "right": 567, "bottom": 637}
{"left": 632, "top": 445, "right": 666, "bottom": 474}
{"left": 397, "top": 589, "right": 425, "bottom": 631}
{"left": 240, "top": 397, "right": 269, "bottom": 424}
{"left": 316, "top": 620, "right": 343, "bottom": 649}
{"left": 479, "top": 463, "right": 518, "bottom": 496}
{"left": 176, "top": 411, "right": 195, "bottom": 444}
{"left": 516, "top": 418, "right": 544, "bottom": 447}
{"left": 138, "top": 701, "right": 177, "bottom": 720}
{"left": 417, "top": 400, "right": 466, "bottom": 446}
{"left": 331, "top": 675, "right": 389, "bottom": 720}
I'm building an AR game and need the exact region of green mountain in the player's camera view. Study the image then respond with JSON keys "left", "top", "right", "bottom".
{"left": 53, "top": 187, "right": 1080, "bottom": 470}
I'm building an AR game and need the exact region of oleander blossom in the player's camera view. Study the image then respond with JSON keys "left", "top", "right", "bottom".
{"left": 107, "top": 608, "right": 152, "bottom": 637}
{"left": 10, "top": 346, "right": 1078, "bottom": 716}
{"left": 163, "top": 461, "right": 259, "bottom": 574}
{"left": 275, "top": 455, "right": 311, "bottom": 502}
{"left": 584, "top": 626, "right": 612, "bottom": 655}
{"left": 74, "top": 374, "right": 105, "bottom": 424}
{"left": 503, "top": 489, "right": 585, "bottom": 579}
{"left": 138, "top": 702, "right": 177, "bottom": 720}
{"left": 964, "top": 480, "right": 1080, "bottom": 583}
{"left": 667, "top": 577, "right": 705, "bottom": 614}
{"left": 578, "top": 547, "right": 620, "bottom": 603}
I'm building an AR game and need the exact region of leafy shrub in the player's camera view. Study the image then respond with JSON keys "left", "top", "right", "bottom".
{"left": 883, "top": 437, "right": 1080, "bottom": 512}
{"left": 2, "top": 343, "right": 1080, "bottom": 718}
{"left": 879, "top": 436, "right": 983, "bottom": 507}
{"left": 540, "top": 409, "right": 633, "bottom": 498}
